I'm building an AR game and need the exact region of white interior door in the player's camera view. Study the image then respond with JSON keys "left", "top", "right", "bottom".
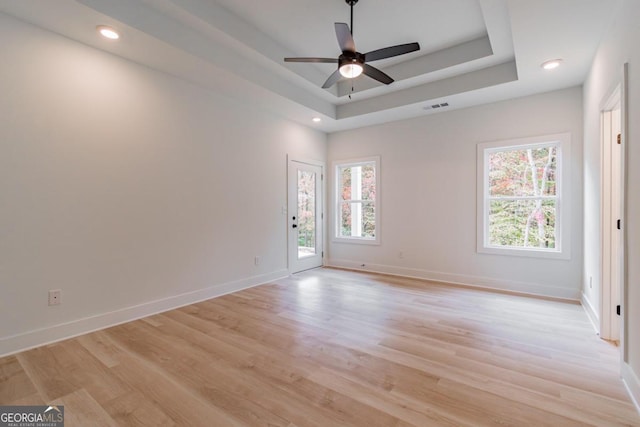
{"left": 601, "top": 90, "right": 623, "bottom": 342}
{"left": 610, "top": 106, "right": 622, "bottom": 341}
{"left": 288, "top": 159, "right": 323, "bottom": 273}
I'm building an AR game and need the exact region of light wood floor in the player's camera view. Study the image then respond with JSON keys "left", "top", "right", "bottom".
{"left": 2, "top": 268, "right": 639, "bottom": 426}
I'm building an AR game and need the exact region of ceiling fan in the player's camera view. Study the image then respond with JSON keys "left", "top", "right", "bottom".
{"left": 284, "top": 0, "right": 420, "bottom": 89}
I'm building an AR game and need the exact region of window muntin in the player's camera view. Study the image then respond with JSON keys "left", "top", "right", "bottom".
{"left": 478, "top": 134, "right": 570, "bottom": 259}
{"left": 334, "top": 157, "right": 380, "bottom": 244}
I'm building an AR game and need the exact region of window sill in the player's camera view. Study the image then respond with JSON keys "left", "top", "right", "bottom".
{"left": 333, "top": 237, "right": 380, "bottom": 246}
{"left": 477, "top": 245, "right": 570, "bottom": 260}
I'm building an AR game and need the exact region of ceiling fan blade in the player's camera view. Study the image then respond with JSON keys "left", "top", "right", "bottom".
{"left": 335, "top": 22, "right": 355, "bottom": 52}
{"left": 364, "top": 42, "right": 420, "bottom": 62}
{"left": 284, "top": 57, "right": 338, "bottom": 63}
{"left": 322, "top": 69, "right": 342, "bottom": 89}
{"left": 363, "top": 64, "right": 394, "bottom": 85}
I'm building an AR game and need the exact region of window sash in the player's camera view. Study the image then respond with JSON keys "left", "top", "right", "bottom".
{"left": 486, "top": 198, "right": 559, "bottom": 249}
{"left": 334, "top": 157, "right": 380, "bottom": 244}
{"left": 477, "top": 133, "right": 570, "bottom": 259}
{"left": 338, "top": 201, "right": 375, "bottom": 239}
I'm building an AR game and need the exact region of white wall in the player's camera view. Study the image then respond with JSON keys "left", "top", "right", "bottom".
{"left": 0, "top": 13, "right": 326, "bottom": 355}
{"left": 583, "top": 0, "right": 640, "bottom": 407}
{"left": 328, "top": 87, "right": 583, "bottom": 300}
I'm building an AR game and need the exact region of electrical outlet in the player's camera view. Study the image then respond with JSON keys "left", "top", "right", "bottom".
{"left": 48, "top": 289, "right": 61, "bottom": 306}
{"left": 254, "top": 256, "right": 261, "bottom": 266}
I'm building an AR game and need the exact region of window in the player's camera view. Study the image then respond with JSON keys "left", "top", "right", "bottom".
{"left": 334, "top": 156, "right": 380, "bottom": 244}
{"left": 477, "top": 133, "right": 571, "bottom": 259}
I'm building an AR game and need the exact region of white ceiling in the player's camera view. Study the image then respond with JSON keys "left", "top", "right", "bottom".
{"left": 0, "top": 0, "right": 622, "bottom": 132}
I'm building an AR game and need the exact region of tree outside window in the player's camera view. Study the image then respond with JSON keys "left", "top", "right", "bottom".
{"left": 488, "top": 145, "right": 557, "bottom": 248}
{"left": 297, "top": 170, "right": 316, "bottom": 257}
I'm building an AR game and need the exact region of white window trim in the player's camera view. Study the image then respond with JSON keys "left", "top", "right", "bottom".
{"left": 476, "top": 133, "right": 571, "bottom": 259}
{"left": 333, "top": 156, "right": 381, "bottom": 245}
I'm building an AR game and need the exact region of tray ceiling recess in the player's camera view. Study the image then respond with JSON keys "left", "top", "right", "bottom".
{"left": 0, "top": 0, "right": 621, "bottom": 132}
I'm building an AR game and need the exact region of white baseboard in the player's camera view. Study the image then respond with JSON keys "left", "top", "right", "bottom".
{"left": 622, "top": 362, "right": 640, "bottom": 415}
{"left": 0, "top": 269, "right": 289, "bottom": 358}
{"left": 581, "top": 291, "right": 600, "bottom": 335}
{"left": 326, "top": 258, "right": 580, "bottom": 301}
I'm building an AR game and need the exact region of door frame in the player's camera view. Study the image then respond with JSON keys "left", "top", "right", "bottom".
{"left": 620, "top": 63, "right": 629, "bottom": 363}
{"left": 287, "top": 156, "right": 325, "bottom": 274}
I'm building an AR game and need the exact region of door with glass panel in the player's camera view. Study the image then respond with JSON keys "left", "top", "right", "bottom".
{"left": 288, "top": 159, "right": 323, "bottom": 273}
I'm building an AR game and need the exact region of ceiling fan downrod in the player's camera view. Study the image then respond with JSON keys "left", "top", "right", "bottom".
{"left": 346, "top": 0, "right": 358, "bottom": 35}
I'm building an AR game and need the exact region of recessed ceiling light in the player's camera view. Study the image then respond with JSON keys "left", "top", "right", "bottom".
{"left": 97, "top": 25, "right": 120, "bottom": 40}
{"left": 541, "top": 59, "right": 562, "bottom": 70}
{"left": 312, "top": 117, "right": 322, "bottom": 123}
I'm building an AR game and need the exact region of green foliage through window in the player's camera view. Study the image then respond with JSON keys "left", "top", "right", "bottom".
{"left": 297, "top": 170, "right": 316, "bottom": 256}
{"left": 487, "top": 145, "right": 558, "bottom": 249}
{"left": 337, "top": 162, "right": 377, "bottom": 239}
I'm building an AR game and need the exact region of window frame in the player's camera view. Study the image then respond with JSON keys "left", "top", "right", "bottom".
{"left": 476, "top": 133, "right": 571, "bottom": 259}
{"left": 333, "top": 156, "right": 381, "bottom": 245}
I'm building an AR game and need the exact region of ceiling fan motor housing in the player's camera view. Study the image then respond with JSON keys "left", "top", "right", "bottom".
{"left": 339, "top": 51, "right": 365, "bottom": 69}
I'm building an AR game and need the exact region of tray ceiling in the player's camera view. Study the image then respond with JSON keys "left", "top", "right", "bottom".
{"left": 0, "top": 0, "right": 621, "bottom": 132}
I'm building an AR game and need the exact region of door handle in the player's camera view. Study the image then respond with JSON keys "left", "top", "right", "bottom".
{"left": 292, "top": 224, "right": 297, "bottom": 228}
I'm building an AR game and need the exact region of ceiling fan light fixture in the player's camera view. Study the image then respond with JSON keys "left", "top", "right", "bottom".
{"left": 339, "top": 63, "right": 363, "bottom": 78}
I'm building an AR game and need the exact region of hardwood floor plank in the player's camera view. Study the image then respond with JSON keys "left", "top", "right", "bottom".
{"left": 5, "top": 392, "right": 45, "bottom": 406}
{"left": 274, "top": 282, "right": 622, "bottom": 397}
{"left": 0, "top": 356, "right": 37, "bottom": 403}
{"left": 108, "top": 351, "right": 248, "bottom": 427}
{"left": 102, "top": 391, "right": 177, "bottom": 427}
{"left": 56, "top": 340, "right": 131, "bottom": 404}
{"left": 106, "top": 322, "right": 294, "bottom": 427}
{"left": 428, "top": 377, "right": 586, "bottom": 427}
{"left": 108, "top": 315, "right": 400, "bottom": 427}
{"left": 1, "top": 268, "right": 638, "bottom": 426}
{"left": 52, "top": 388, "right": 119, "bottom": 427}
{"left": 16, "top": 345, "right": 82, "bottom": 401}
{"left": 77, "top": 330, "right": 126, "bottom": 369}
{"left": 308, "top": 367, "right": 469, "bottom": 427}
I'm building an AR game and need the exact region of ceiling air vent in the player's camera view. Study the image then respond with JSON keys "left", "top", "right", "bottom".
{"left": 423, "top": 102, "right": 450, "bottom": 110}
